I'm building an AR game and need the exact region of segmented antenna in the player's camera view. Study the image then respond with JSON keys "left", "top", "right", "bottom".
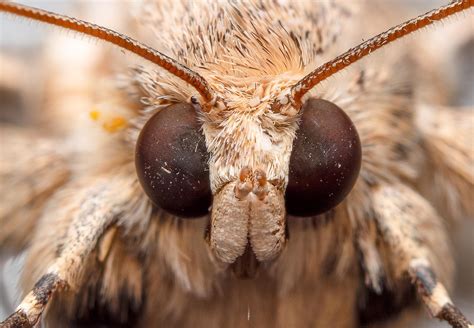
{"left": 0, "top": 1, "right": 216, "bottom": 103}
{"left": 290, "top": 0, "right": 473, "bottom": 108}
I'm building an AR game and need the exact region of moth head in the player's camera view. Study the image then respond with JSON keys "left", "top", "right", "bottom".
{"left": 134, "top": 84, "right": 362, "bottom": 266}
{"left": 3, "top": 1, "right": 470, "bottom": 270}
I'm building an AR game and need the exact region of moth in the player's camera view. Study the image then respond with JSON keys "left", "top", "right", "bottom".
{"left": 0, "top": 0, "right": 473, "bottom": 327}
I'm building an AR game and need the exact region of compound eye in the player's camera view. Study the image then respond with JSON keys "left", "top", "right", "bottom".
{"left": 286, "top": 98, "right": 362, "bottom": 217}
{"left": 135, "top": 103, "right": 212, "bottom": 218}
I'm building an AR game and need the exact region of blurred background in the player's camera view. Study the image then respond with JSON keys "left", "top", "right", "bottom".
{"left": 0, "top": 1, "right": 473, "bottom": 327}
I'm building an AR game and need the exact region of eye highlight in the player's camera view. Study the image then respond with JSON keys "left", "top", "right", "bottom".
{"left": 135, "top": 103, "right": 212, "bottom": 218}
{"left": 286, "top": 98, "right": 362, "bottom": 217}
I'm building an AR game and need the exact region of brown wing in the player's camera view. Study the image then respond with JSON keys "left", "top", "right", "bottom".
{"left": 416, "top": 105, "right": 474, "bottom": 223}
{"left": 0, "top": 125, "right": 69, "bottom": 253}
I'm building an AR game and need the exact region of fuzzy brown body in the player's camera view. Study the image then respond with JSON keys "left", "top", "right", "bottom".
{"left": 0, "top": 1, "right": 473, "bottom": 327}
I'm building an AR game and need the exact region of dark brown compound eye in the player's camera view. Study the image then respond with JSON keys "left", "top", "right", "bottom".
{"left": 286, "top": 98, "right": 362, "bottom": 217}
{"left": 135, "top": 103, "right": 212, "bottom": 218}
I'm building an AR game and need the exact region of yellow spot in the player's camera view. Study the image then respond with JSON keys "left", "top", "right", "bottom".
{"left": 102, "top": 117, "right": 127, "bottom": 133}
{"left": 89, "top": 110, "right": 100, "bottom": 121}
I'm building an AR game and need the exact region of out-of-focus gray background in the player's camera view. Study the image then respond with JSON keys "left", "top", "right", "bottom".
{"left": 0, "top": 1, "right": 473, "bottom": 326}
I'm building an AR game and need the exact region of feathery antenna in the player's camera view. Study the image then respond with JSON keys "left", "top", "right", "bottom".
{"left": 0, "top": 1, "right": 216, "bottom": 103}
{"left": 290, "top": 0, "right": 473, "bottom": 108}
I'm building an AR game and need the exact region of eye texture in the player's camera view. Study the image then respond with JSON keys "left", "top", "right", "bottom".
{"left": 286, "top": 98, "right": 362, "bottom": 217}
{"left": 135, "top": 103, "right": 212, "bottom": 218}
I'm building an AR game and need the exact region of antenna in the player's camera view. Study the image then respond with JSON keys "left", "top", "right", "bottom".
{"left": 0, "top": 1, "right": 216, "bottom": 103}
{"left": 289, "top": 0, "right": 473, "bottom": 108}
